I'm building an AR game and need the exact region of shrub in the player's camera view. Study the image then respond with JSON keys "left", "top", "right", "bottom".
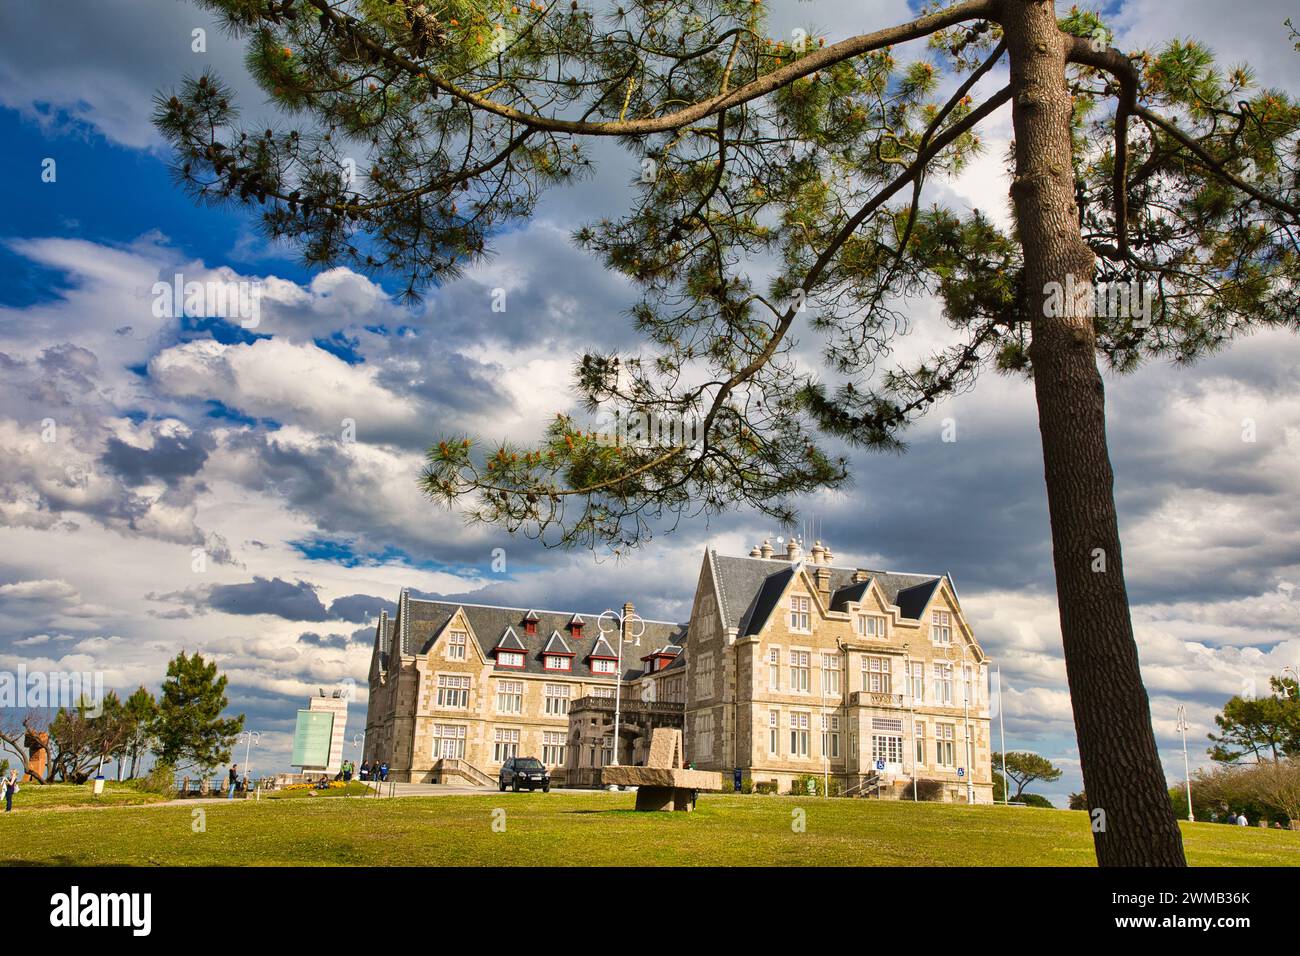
{"left": 1019, "top": 793, "right": 1055, "bottom": 809}
{"left": 901, "top": 779, "right": 945, "bottom": 802}
{"left": 754, "top": 780, "right": 778, "bottom": 795}
{"left": 739, "top": 776, "right": 754, "bottom": 794}
{"left": 131, "top": 763, "right": 176, "bottom": 796}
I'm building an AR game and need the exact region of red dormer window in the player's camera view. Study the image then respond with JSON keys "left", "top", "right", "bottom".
{"left": 570, "top": 621, "right": 583, "bottom": 638}
{"left": 524, "top": 621, "right": 537, "bottom": 637}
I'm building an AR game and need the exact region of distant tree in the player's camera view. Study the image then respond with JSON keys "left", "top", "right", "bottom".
{"left": 46, "top": 694, "right": 131, "bottom": 783}
{"left": 994, "top": 751, "right": 1062, "bottom": 800}
{"left": 1208, "top": 675, "right": 1300, "bottom": 763}
{"left": 1244, "top": 758, "right": 1300, "bottom": 828}
{"left": 1019, "top": 793, "right": 1054, "bottom": 809}
{"left": 1069, "top": 791, "right": 1087, "bottom": 811}
{"left": 992, "top": 768, "right": 1007, "bottom": 802}
{"left": 151, "top": 652, "right": 244, "bottom": 774}
{"left": 122, "top": 686, "right": 158, "bottom": 779}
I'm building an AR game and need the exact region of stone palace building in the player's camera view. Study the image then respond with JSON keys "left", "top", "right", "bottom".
{"left": 363, "top": 540, "right": 994, "bottom": 802}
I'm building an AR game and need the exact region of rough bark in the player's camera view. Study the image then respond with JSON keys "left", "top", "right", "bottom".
{"left": 1000, "top": 0, "right": 1186, "bottom": 866}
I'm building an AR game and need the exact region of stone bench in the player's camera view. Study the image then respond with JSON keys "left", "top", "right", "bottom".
{"left": 600, "top": 728, "right": 722, "bottom": 811}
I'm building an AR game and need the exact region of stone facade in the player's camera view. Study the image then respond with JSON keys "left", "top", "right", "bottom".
{"left": 685, "top": 542, "right": 994, "bottom": 802}
{"left": 363, "top": 540, "right": 994, "bottom": 803}
{"left": 363, "top": 593, "right": 686, "bottom": 785}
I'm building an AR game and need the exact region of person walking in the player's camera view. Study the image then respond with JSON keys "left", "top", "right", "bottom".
{"left": 359, "top": 761, "right": 369, "bottom": 781}
{"left": 3, "top": 768, "right": 18, "bottom": 812}
{"left": 227, "top": 763, "right": 239, "bottom": 799}
{"left": 379, "top": 762, "right": 389, "bottom": 782}
{"left": 1236, "top": 812, "right": 1249, "bottom": 827}
{"left": 343, "top": 760, "right": 353, "bottom": 783}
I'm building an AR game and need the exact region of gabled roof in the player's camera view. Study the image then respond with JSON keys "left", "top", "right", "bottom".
{"left": 494, "top": 627, "right": 526, "bottom": 652}
{"left": 392, "top": 598, "right": 687, "bottom": 680}
{"left": 894, "top": 579, "right": 942, "bottom": 620}
{"left": 568, "top": 613, "right": 585, "bottom": 626}
{"left": 543, "top": 630, "right": 573, "bottom": 655}
{"left": 522, "top": 609, "right": 539, "bottom": 622}
{"left": 708, "top": 551, "right": 946, "bottom": 636}
{"left": 740, "top": 564, "right": 796, "bottom": 636}
{"left": 588, "top": 636, "right": 618, "bottom": 660}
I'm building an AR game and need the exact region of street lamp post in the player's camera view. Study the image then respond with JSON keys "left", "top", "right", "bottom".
{"left": 904, "top": 643, "right": 917, "bottom": 802}
{"left": 945, "top": 643, "right": 975, "bottom": 804}
{"left": 597, "top": 607, "right": 646, "bottom": 768}
{"left": 997, "top": 664, "right": 1008, "bottom": 805}
{"left": 238, "top": 730, "right": 260, "bottom": 789}
{"left": 1176, "top": 705, "right": 1193, "bottom": 822}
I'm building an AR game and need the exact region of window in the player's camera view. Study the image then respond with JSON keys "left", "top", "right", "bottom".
{"left": 907, "top": 661, "right": 924, "bottom": 703}
{"left": 435, "top": 674, "right": 470, "bottom": 709}
{"left": 821, "top": 654, "right": 841, "bottom": 697}
{"left": 591, "top": 686, "right": 614, "bottom": 699}
{"left": 432, "top": 723, "right": 466, "bottom": 759}
{"left": 493, "top": 727, "right": 520, "bottom": 762}
{"left": 933, "top": 663, "right": 954, "bottom": 706}
{"left": 963, "top": 663, "right": 975, "bottom": 704}
{"left": 914, "top": 721, "right": 926, "bottom": 765}
{"left": 544, "top": 683, "right": 571, "bottom": 716}
{"left": 447, "top": 631, "right": 467, "bottom": 660}
{"left": 544, "top": 655, "right": 571, "bottom": 671}
{"left": 769, "top": 710, "right": 780, "bottom": 756}
{"left": 694, "top": 711, "right": 715, "bottom": 758}
{"left": 600, "top": 736, "right": 614, "bottom": 765}
{"left": 863, "top": 656, "right": 891, "bottom": 694}
{"left": 542, "top": 731, "right": 566, "bottom": 766}
{"left": 592, "top": 658, "right": 617, "bottom": 674}
{"left": 695, "top": 653, "right": 715, "bottom": 699}
{"left": 931, "top": 609, "right": 952, "bottom": 645}
{"left": 855, "top": 614, "right": 885, "bottom": 638}
{"left": 821, "top": 713, "right": 840, "bottom": 758}
{"left": 768, "top": 647, "right": 780, "bottom": 691}
{"left": 663, "top": 676, "right": 684, "bottom": 703}
{"left": 497, "top": 650, "right": 524, "bottom": 668}
{"left": 496, "top": 680, "right": 523, "bottom": 714}
{"left": 790, "top": 595, "right": 811, "bottom": 632}
{"left": 871, "top": 733, "right": 903, "bottom": 765}
{"left": 936, "top": 723, "right": 956, "bottom": 767}
{"left": 789, "top": 712, "right": 810, "bottom": 757}
{"left": 790, "top": 650, "right": 810, "bottom": 693}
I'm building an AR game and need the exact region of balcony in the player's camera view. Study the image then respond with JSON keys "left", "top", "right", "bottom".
{"left": 850, "top": 691, "right": 904, "bottom": 709}
{"left": 571, "top": 696, "right": 685, "bottom": 717}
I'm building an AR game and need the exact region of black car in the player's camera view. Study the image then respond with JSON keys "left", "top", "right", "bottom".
{"left": 499, "top": 756, "right": 551, "bottom": 792}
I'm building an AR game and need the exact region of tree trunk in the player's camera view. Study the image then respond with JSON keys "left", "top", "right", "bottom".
{"left": 1001, "top": 0, "right": 1186, "bottom": 866}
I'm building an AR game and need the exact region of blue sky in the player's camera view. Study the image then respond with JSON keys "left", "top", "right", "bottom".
{"left": 1, "top": 0, "right": 1299, "bottom": 804}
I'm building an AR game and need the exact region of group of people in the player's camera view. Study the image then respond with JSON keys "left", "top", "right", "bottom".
{"left": 359, "top": 760, "right": 388, "bottom": 782}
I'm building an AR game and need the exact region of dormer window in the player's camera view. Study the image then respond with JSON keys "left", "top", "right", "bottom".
{"left": 592, "top": 658, "right": 617, "bottom": 674}
{"left": 493, "top": 627, "right": 527, "bottom": 668}
{"left": 542, "top": 631, "right": 574, "bottom": 671}
{"left": 568, "top": 614, "right": 584, "bottom": 639}
{"left": 545, "top": 655, "right": 571, "bottom": 671}
{"left": 588, "top": 635, "right": 619, "bottom": 675}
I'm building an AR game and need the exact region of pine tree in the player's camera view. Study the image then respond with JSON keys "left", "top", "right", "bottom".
{"left": 157, "top": 0, "right": 1300, "bottom": 865}
{"left": 151, "top": 652, "right": 244, "bottom": 774}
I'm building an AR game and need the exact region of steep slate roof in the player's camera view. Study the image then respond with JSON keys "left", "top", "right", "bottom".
{"left": 390, "top": 597, "right": 687, "bottom": 681}
{"left": 494, "top": 627, "right": 526, "bottom": 652}
{"left": 710, "top": 552, "right": 945, "bottom": 636}
{"left": 588, "top": 636, "right": 618, "bottom": 660}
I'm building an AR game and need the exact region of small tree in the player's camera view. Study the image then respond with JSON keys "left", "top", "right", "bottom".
{"left": 994, "top": 751, "right": 1062, "bottom": 801}
{"left": 123, "top": 686, "right": 159, "bottom": 779}
{"left": 1208, "top": 675, "right": 1300, "bottom": 763}
{"left": 1243, "top": 758, "right": 1300, "bottom": 828}
{"left": 151, "top": 652, "right": 245, "bottom": 774}
{"left": 1068, "top": 791, "right": 1087, "bottom": 811}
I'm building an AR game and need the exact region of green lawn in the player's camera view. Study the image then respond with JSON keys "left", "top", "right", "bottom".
{"left": 5, "top": 781, "right": 170, "bottom": 811}
{"left": 1, "top": 791, "right": 1295, "bottom": 866}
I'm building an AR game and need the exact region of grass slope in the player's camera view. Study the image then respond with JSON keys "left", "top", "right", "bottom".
{"left": 1, "top": 791, "right": 1296, "bottom": 867}
{"left": 6, "top": 781, "right": 169, "bottom": 811}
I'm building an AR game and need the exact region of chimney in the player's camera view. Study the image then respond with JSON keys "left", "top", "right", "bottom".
{"left": 853, "top": 569, "right": 870, "bottom": 583}
{"left": 823, "top": 544, "right": 834, "bottom": 565}
{"left": 810, "top": 541, "right": 826, "bottom": 565}
{"left": 786, "top": 539, "right": 801, "bottom": 562}
{"left": 622, "top": 601, "right": 637, "bottom": 647}
{"left": 759, "top": 539, "right": 774, "bottom": 559}
{"left": 749, "top": 544, "right": 762, "bottom": 557}
{"left": 815, "top": 565, "right": 832, "bottom": 600}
